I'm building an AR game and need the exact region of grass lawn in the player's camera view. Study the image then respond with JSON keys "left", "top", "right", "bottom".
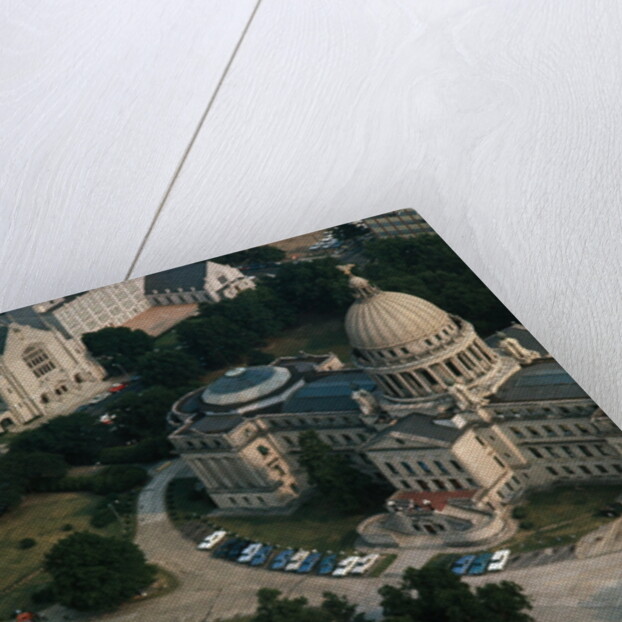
{"left": 261, "top": 315, "right": 352, "bottom": 364}
{"left": 0, "top": 492, "right": 124, "bottom": 618}
{"left": 215, "top": 494, "right": 370, "bottom": 552}
{"left": 368, "top": 553, "right": 398, "bottom": 577}
{"left": 502, "top": 483, "right": 622, "bottom": 553}
{"left": 154, "top": 329, "right": 179, "bottom": 350}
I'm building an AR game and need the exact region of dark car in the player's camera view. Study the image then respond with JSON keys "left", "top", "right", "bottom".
{"left": 250, "top": 544, "right": 274, "bottom": 567}
{"left": 270, "top": 548, "right": 295, "bottom": 570}
{"left": 227, "top": 539, "right": 251, "bottom": 561}
{"left": 451, "top": 554, "right": 477, "bottom": 575}
{"left": 297, "top": 551, "right": 322, "bottom": 574}
{"left": 468, "top": 553, "right": 493, "bottom": 575}
{"left": 213, "top": 538, "right": 241, "bottom": 559}
{"left": 317, "top": 553, "right": 338, "bottom": 575}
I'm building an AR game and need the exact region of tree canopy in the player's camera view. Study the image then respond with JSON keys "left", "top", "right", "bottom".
{"left": 297, "top": 430, "right": 387, "bottom": 512}
{"left": 137, "top": 350, "right": 202, "bottom": 388}
{"left": 82, "top": 327, "right": 154, "bottom": 372}
{"left": 214, "top": 244, "right": 285, "bottom": 267}
{"left": 379, "top": 566, "right": 533, "bottom": 622}
{"left": 44, "top": 532, "right": 156, "bottom": 611}
{"left": 330, "top": 222, "right": 369, "bottom": 241}
{"left": 362, "top": 236, "right": 514, "bottom": 335}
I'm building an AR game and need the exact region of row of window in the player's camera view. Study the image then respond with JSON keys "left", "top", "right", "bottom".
{"left": 228, "top": 495, "right": 266, "bottom": 506}
{"left": 545, "top": 463, "right": 622, "bottom": 477}
{"left": 383, "top": 457, "right": 465, "bottom": 478}
{"left": 496, "top": 475, "right": 522, "bottom": 500}
{"left": 527, "top": 443, "right": 611, "bottom": 460}
{"left": 281, "top": 431, "right": 368, "bottom": 448}
{"left": 398, "top": 476, "right": 477, "bottom": 492}
{"left": 269, "top": 415, "right": 359, "bottom": 429}
{"left": 510, "top": 422, "right": 597, "bottom": 439}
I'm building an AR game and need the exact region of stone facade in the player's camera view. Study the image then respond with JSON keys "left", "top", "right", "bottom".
{"left": 0, "top": 321, "right": 106, "bottom": 432}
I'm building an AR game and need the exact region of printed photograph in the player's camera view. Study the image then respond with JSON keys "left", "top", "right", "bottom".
{"left": 0, "top": 209, "right": 618, "bottom": 622}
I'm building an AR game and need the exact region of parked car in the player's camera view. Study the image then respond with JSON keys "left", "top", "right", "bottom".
{"left": 238, "top": 542, "right": 263, "bottom": 563}
{"left": 317, "top": 553, "right": 338, "bottom": 576}
{"left": 197, "top": 530, "right": 227, "bottom": 551}
{"left": 297, "top": 552, "right": 322, "bottom": 574}
{"left": 250, "top": 544, "right": 274, "bottom": 567}
{"left": 332, "top": 556, "right": 361, "bottom": 578}
{"left": 108, "top": 382, "right": 129, "bottom": 393}
{"left": 88, "top": 393, "right": 108, "bottom": 405}
{"left": 213, "top": 538, "right": 241, "bottom": 559}
{"left": 468, "top": 553, "right": 493, "bottom": 575}
{"left": 270, "top": 548, "right": 295, "bottom": 570}
{"left": 285, "top": 549, "right": 311, "bottom": 572}
{"left": 451, "top": 554, "right": 477, "bottom": 575}
{"left": 226, "top": 539, "right": 251, "bottom": 561}
{"left": 487, "top": 549, "right": 511, "bottom": 572}
{"left": 350, "top": 553, "right": 380, "bottom": 576}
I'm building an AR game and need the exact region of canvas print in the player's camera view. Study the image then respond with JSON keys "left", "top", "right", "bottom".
{"left": 0, "top": 209, "right": 618, "bottom": 622}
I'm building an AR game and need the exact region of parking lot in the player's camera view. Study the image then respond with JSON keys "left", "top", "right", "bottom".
{"left": 505, "top": 544, "right": 576, "bottom": 570}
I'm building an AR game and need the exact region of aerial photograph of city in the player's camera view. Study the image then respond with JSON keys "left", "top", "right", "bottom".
{"left": 1, "top": 209, "right": 621, "bottom": 622}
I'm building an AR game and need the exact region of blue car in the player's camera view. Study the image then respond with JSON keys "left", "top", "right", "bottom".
{"left": 270, "top": 548, "right": 295, "bottom": 570}
{"left": 317, "top": 553, "right": 338, "bottom": 575}
{"left": 468, "top": 553, "right": 493, "bottom": 575}
{"left": 297, "top": 552, "right": 322, "bottom": 574}
{"left": 226, "top": 539, "right": 251, "bottom": 561}
{"left": 451, "top": 554, "right": 477, "bottom": 575}
{"left": 250, "top": 544, "right": 274, "bottom": 567}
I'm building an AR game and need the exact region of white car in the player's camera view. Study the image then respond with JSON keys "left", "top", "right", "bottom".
{"left": 285, "top": 549, "right": 310, "bottom": 572}
{"left": 237, "top": 542, "right": 263, "bottom": 563}
{"left": 88, "top": 393, "right": 108, "bottom": 405}
{"left": 487, "top": 549, "right": 511, "bottom": 572}
{"left": 350, "top": 553, "right": 380, "bottom": 576}
{"left": 196, "top": 530, "right": 227, "bottom": 551}
{"left": 332, "top": 556, "right": 361, "bottom": 577}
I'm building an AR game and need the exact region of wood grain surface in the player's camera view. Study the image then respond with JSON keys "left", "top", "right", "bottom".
{"left": 0, "top": 0, "right": 256, "bottom": 309}
{"left": 2, "top": 1, "right": 621, "bottom": 423}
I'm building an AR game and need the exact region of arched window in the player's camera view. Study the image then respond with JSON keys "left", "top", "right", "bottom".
{"left": 41, "top": 393, "right": 50, "bottom": 404}
{"left": 23, "top": 344, "right": 56, "bottom": 378}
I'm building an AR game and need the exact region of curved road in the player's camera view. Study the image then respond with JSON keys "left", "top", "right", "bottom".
{"left": 100, "top": 461, "right": 622, "bottom": 622}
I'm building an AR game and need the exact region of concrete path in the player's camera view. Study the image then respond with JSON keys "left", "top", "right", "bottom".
{"left": 56, "top": 461, "right": 622, "bottom": 622}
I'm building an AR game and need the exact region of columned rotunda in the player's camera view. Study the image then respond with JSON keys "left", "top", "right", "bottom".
{"left": 343, "top": 273, "right": 516, "bottom": 404}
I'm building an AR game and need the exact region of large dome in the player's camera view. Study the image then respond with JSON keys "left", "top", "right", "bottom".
{"left": 201, "top": 366, "right": 291, "bottom": 407}
{"left": 344, "top": 277, "right": 452, "bottom": 350}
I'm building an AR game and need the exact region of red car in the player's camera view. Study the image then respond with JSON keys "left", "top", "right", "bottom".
{"left": 108, "top": 382, "right": 128, "bottom": 393}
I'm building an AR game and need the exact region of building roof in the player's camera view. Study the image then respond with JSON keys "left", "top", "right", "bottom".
{"left": 344, "top": 275, "right": 452, "bottom": 350}
{"left": 485, "top": 324, "right": 548, "bottom": 356}
{"left": 374, "top": 412, "right": 463, "bottom": 444}
{"left": 201, "top": 366, "right": 292, "bottom": 407}
{"left": 388, "top": 489, "right": 476, "bottom": 512}
{"left": 0, "top": 306, "right": 72, "bottom": 353}
{"left": 188, "top": 413, "right": 244, "bottom": 434}
{"left": 492, "top": 359, "right": 589, "bottom": 403}
{"left": 144, "top": 261, "right": 206, "bottom": 294}
{"left": 284, "top": 370, "right": 375, "bottom": 413}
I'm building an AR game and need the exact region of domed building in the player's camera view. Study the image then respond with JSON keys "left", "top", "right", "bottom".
{"left": 344, "top": 273, "right": 518, "bottom": 404}
{"left": 169, "top": 266, "right": 620, "bottom": 547}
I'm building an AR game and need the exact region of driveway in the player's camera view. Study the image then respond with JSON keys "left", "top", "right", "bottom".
{"left": 96, "top": 461, "right": 622, "bottom": 622}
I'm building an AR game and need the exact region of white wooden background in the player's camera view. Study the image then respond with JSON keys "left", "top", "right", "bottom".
{"left": 1, "top": 0, "right": 621, "bottom": 423}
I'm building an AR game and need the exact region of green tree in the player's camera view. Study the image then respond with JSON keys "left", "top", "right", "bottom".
{"left": 45, "top": 532, "right": 156, "bottom": 611}
{"left": 267, "top": 258, "right": 353, "bottom": 315}
{"left": 9, "top": 413, "right": 113, "bottom": 465}
{"left": 297, "top": 430, "right": 385, "bottom": 512}
{"left": 82, "top": 327, "right": 154, "bottom": 373}
{"left": 137, "top": 350, "right": 202, "bottom": 388}
{"left": 215, "top": 244, "right": 285, "bottom": 266}
{"left": 0, "top": 451, "right": 68, "bottom": 491}
{"left": 331, "top": 222, "right": 369, "bottom": 241}
{"left": 251, "top": 588, "right": 366, "bottom": 622}
{"left": 363, "top": 236, "right": 514, "bottom": 335}
{"left": 107, "top": 386, "right": 179, "bottom": 440}
{"left": 176, "top": 316, "right": 256, "bottom": 369}
{"left": 378, "top": 566, "right": 533, "bottom": 622}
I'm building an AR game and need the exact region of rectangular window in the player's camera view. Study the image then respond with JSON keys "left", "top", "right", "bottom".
{"left": 561, "top": 446, "right": 575, "bottom": 458}
{"left": 528, "top": 447, "right": 543, "bottom": 459}
{"left": 400, "top": 479, "right": 411, "bottom": 489}
{"left": 578, "top": 445, "right": 593, "bottom": 457}
{"left": 595, "top": 464, "right": 608, "bottom": 474}
{"left": 562, "top": 466, "right": 575, "bottom": 475}
{"left": 417, "top": 460, "right": 432, "bottom": 474}
{"left": 433, "top": 479, "right": 447, "bottom": 490}
{"left": 526, "top": 427, "right": 541, "bottom": 437}
{"left": 579, "top": 465, "right": 591, "bottom": 475}
{"left": 450, "top": 460, "right": 465, "bottom": 472}
{"left": 613, "top": 464, "right": 622, "bottom": 474}
{"left": 449, "top": 478, "right": 463, "bottom": 490}
{"left": 493, "top": 456, "right": 505, "bottom": 468}
{"left": 546, "top": 466, "right": 558, "bottom": 475}
{"left": 401, "top": 461, "right": 416, "bottom": 475}
{"left": 416, "top": 479, "right": 431, "bottom": 491}
{"left": 385, "top": 462, "right": 398, "bottom": 475}
{"left": 434, "top": 460, "right": 449, "bottom": 475}
{"left": 543, "top": 425, "right": 557, "bottom": 437}
{"left": 559, "top": 425, "right": 573, "bottom": 436}
{"left": 545, "top": 446, "right": 560, "bottom": 458}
